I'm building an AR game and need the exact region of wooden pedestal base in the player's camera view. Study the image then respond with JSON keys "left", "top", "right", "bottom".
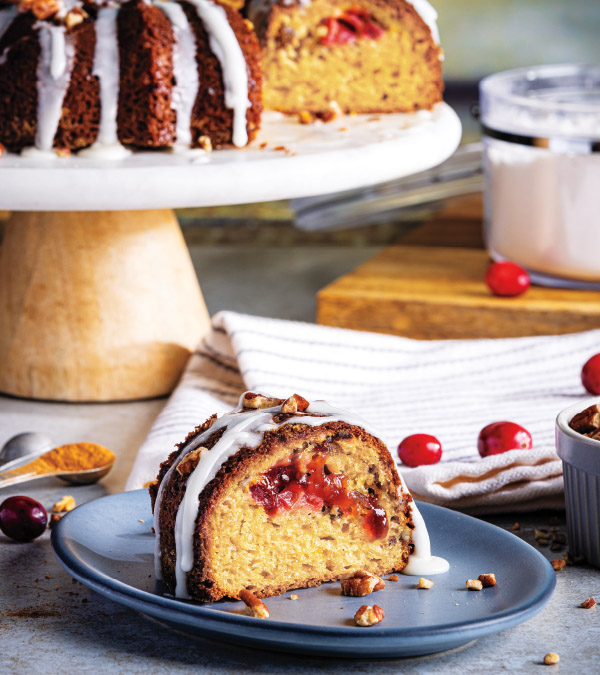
{"left": 0, "top": 210, "right": 210, "bottom": 401}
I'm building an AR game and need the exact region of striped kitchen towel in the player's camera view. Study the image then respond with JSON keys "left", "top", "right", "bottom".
{"left": 127, "top": 311, "right": 600, "bottom": 513}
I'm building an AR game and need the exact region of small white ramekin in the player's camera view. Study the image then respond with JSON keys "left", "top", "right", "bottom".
{"left": 556, "top": 398, "right": 600, "bottom": 568}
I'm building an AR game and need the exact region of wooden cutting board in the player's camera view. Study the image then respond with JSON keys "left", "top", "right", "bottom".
{"left": 317, "top": 196, "right": 600, "bottom": 339}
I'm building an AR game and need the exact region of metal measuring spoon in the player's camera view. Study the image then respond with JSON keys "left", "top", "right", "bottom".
{"left": 0, "top": 444, "right": 115, "bottom": 488}
{"left": 0, "top": 432, "right": 55, "bottom": 466}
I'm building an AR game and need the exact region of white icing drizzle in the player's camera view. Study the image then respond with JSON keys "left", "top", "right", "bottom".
{"left": 185, "top": 0, "right": 250, "bottom": 147}
{"left": 0, "top": 5, "right": 17, "bottom": 44}
{"left": 35, "top": 23, "right": 75, "bottom": 151}
{"left": 154, "top": 393, "right": 448, "bottom": 598}
{"left": 157, "top": 0, "right": 199, "bottom": 147}
{"left": 79, "top": 6, "right": 131, "bottom": 159}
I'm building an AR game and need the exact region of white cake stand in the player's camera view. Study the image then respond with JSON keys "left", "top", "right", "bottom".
{"left": 0, "top": 104, "right": 461, "bottom": 401}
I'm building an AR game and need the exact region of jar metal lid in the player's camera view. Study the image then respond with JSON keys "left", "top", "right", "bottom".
{"left": 480, "top": 64, "right": 600, "bottom": 144}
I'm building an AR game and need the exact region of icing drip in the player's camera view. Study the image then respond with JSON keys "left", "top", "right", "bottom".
{"left": 79, "top": 6, "right": 130, "bottom": 158}
{"left": 186, "top": 0, "right": 250, "bottom": 147}
{"left": 154, "top": 393, "right": 448, "bottom": 598}
{"left": 35, "top": 23, "right": 75, "bottom": 151}
{"left": 157, "top": 1, "right": 199, "bottom": 147}
{"left": 0, "top": 5, "right": 17, "bottom": 44}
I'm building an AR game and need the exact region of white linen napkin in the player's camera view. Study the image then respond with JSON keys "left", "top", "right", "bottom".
{"left": 126, "top": 311, "right": 600, "bottom": 513}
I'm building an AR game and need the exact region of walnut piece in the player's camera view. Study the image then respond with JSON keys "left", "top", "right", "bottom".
{"left": 341, "top": 571, "right": 385, "bottom": 597}
{"left": 478, "top": 573, "right": 497, "bottom": 588}
{"left": 239, "top": 589, "right": 269, "bottom": 619}
{"left": 466, "top": 579, "right": 483, "bottom": 591}
{"left": 242, "top": 393, "right": 284, "bottom": 410}
{"left": 543, "top": 652, "right": 560, "bottom": 665}
{"left": 581, "top": 597, "right": 596, "bottom": 609}
{"left": 52, "top": 495, "right": 76, "bottom": 513}
{"left": 418, "top": 578, "right": 434, "bottom": 589}
{"left": 551, "top": 559, "right": 566, "bottom": 571}
{"left": 354, "top": 604, "right": 384, "bottom": 627}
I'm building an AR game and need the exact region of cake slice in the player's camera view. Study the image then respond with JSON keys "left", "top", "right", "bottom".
{"left": 150, "top": 392, "right": 415, "bottom": 601}
{"left": 247, "top": 0, "right": 443, "bottom": 115}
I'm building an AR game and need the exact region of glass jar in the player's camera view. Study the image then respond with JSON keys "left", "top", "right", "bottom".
{"left": 480, "top": 64, "right": 600, "bottom": 287}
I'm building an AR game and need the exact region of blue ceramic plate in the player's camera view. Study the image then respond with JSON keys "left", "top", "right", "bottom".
{"left": 51, "top": 490, "right": 555, "bottom": 658}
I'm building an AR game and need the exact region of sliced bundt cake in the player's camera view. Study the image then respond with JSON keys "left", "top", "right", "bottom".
{"left": 0, "top": 0, "right": 262, "bottom": 153}
{"left": 150, "top": 392, "right": 416, "bottom": 601}
{"left": 247, "top": 0, "right": 443, "bottom": 115}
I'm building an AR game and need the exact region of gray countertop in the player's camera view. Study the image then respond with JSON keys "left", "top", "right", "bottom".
{"left": 1, "top": 244, "right": 598, "bottom": 673}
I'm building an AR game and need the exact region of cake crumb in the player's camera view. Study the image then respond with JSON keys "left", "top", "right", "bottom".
{"left": 466, "top": 579, "right": 483, "bottom": 591}
{"left": 389, "top": 574, "right": 399, "bottom": 582}
{"left": 581, "top": 597, "right": 596, "bottom": 609}
{"left": 418, "top": 578, "right": 434, "bottom": 589}
{"left": 512, "top": 522, "right": 521, "bottom": 531}
{"left": 290, "top": 594, "right": 299, "bottom": 600}
{"left": 138, "top": 519, "right": 144, "bottom": 523}
{"left": 551, "top": 559, "right": 566, "bottom": 571}
{"left": 543, "top": 652, "right": 560, "bottom": 665}
{"left": 45, "top": 574, "right": 51, "bottom": 580}
{"left": 259, "top": 142, "right": 268, "bottom": 150}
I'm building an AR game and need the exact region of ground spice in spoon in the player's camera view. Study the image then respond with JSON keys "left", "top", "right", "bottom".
{"left": 9, "top": 443, "right": 115, "bottom": 475}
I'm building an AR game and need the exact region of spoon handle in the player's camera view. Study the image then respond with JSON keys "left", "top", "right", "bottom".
{"left": 0, "top": 464, "right": 55, "bottom": 489}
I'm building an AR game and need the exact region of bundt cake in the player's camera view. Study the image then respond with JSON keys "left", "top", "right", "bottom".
{"left": 0, "top": 0, "right": 262, "bottom": 154}
{"left": 247, "top": 0, "right": 443, "bottom": 115}
{"left": 150, "top": 392, "right": 427, "bottom": 602}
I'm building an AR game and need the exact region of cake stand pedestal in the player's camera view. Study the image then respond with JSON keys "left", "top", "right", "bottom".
{"left": 0, "top": 105, "right": 461, "bottom": 401}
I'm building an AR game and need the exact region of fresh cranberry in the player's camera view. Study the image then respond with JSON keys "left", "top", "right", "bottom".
{"left": 397, "top": 434, "right": 442, "bottom": 467}
{"left": 477, "top": 422, "right": 533, "bottom": 458}
{"left": 485, "top": 261, "right": 530, "bottom": 297}
{"left": 319, "top": 10, "right": 384, "bottom": 46}
{"left": 582, "top": 354, "right": 600, "bottom": 395}
{"left": 0, "top": 496, "right": 47, "bottom": 542}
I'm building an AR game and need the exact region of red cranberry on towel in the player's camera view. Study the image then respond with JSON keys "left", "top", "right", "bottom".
{"left": 397, "top": 434, "right": 442, "bottom": 467}
{"left": 478, "top": 421, "right": 533, "bottom": 458}
{"left": 582, "top": 354, "right": 600, "bottom": 395}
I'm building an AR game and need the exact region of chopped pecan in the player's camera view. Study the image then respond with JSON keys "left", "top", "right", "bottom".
{"left": 242, "top": 393, "right": 284, "bottom": 410}
{"left": 176, "top": 447, "right": 206, "bottom": 477}
{"left": 418, "top": 578, "right": 434, "bottom": 589}
{"left": 281, "top": 394, "right": 310, "bottom": 414}
{"left": 52, "top": 495, "right": 76, "bottom": 513}
{"left": 466, "top": 579, "right": 483, "bottom": 591}
{"left": 478, "top": 573, "right": 497, "bottom": 587}
{"left": 48, "top": 513, "right": 64, "bottom": 529}
{"left": 551, "top": 559, "right": 566, "bottom": 571}
{"left": 581, "top": 597, "right": 596, "bottom": 609}
{"left": 354, "top": 604, "right": 384, "bottom": 627}
{"left": 239, "top": 589, "right": 269, "bottom": 619}
{"left": 341, "top": 571, "right": 385, "bottom": 597}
